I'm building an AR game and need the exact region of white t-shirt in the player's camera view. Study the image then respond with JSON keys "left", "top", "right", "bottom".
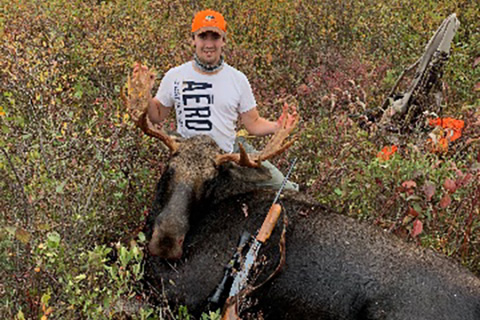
{"left": 155, "top": 62, "right": 256, "bottom": 152}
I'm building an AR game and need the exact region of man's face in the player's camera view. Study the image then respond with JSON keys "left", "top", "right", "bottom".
{"left": 192, "top": 30, "right": 225, "bottom": 66}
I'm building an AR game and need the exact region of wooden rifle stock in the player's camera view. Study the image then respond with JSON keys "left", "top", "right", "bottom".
{"left": 221, "top": 204, "right": 282, "bottom": 320}
{"left": 256, "top": 204, "right": 282, "bottom": 243}
{"left": 221, "top": 158, "right": 296, "bottom": 319}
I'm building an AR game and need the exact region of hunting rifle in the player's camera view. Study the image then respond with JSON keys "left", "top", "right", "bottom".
{"left": 220, "top": 158, "right": 297, "bottom": 320}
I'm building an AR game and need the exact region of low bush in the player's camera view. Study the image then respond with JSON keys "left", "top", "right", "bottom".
{"left": 1, "top": 0, "right": 478, "bottom": 318}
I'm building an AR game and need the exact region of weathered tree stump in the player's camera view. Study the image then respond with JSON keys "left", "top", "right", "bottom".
{"left": 379, "top": 13, "right": 460, "bottom": 136}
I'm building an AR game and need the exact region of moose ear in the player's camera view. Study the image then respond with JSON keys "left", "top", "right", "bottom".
{"left": 227, "top": 164, "right": 272, "bottom": 183}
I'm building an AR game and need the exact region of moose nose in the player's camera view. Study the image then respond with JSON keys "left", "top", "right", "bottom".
{"left": 147, "top": 242, "right": 161, "bottom": 256}
{"left": 169, "top": 237, "right": 185, "bottom": 260}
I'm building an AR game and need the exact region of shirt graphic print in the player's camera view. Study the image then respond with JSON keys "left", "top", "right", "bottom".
{"left": 176, "top": 80, "right": 214, "bottom": 132}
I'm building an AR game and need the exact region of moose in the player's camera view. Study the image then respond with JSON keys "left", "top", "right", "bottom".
{"left": 125, "top": 67, "right": 480, "bottom": 319}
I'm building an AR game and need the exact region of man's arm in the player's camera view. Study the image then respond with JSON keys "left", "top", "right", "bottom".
{"left": 240, "top": 107, "right": 278, "bottom": 136}
{"left": 240, "top": 103, "right": 298, "bottom": 136}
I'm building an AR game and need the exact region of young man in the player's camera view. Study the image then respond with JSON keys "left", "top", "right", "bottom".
{"left": 134, "top": 9, "right": 298, "bottom": 190}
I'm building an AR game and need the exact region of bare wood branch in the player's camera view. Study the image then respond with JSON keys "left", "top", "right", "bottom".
{"left": 0, "top": 147, "right": 35, "bottom": 224}
{"left": 380, "top": 59, "right": 420, "bottom": 111}
{"left": 83, "top": 128, "right": 119, "bottom": 215}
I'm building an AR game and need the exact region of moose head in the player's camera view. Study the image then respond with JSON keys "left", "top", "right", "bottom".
{"left": 123, "top": 66, "right": 299, "bottom": 259}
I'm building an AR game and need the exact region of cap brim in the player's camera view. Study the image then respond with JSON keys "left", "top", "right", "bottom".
{"left": 194, "top": 26, "right": 225, "bottom": 36}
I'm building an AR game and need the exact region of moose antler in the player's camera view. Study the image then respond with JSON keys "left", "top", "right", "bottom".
{"left": 121, "top": 64, "right": 179, "bottom": 153}
{"left": 215, "top": 111, "right": 299, "bottom": 168}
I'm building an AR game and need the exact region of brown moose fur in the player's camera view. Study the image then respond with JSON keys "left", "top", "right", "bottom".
{"left": 144, "top": 135, "right": 480, "bottom": 319}
{"left": 145, "top": 190, "right": 480, "bottom": 320}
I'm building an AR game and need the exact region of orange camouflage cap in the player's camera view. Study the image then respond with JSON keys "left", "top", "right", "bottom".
{"left": 192, "top": 9, "right": 227, "bottom": 35}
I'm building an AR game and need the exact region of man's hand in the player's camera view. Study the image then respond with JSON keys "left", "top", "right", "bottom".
{"left": 276, "top": 102, "right": 298, "bottom": 132}
{"left": 240, "top": 102, "right": 299, "bottom": 137}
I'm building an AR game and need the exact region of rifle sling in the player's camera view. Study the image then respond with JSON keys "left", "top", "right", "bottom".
{"left": 222, "top": 211, "right": 288, "bottom": 316}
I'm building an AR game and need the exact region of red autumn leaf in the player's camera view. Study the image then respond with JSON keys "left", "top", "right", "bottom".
{"left": 394, "top": 227, "right": 409, "bottom": 239}
{"left": 402, "top": 180, "right": 416, "bottom": 188}
{"left": 442, "top": 118, "right": 464, "bottom": 130}
{"left": 439, "top": 193, "right": 451, "bottom": 208}
{"left": 407, "top": 206, "right": 419, "bottom": 217}
{"left": 474, "top": 57, "right": 480, "bottom": 68}
{"left": 443, "top": 178, "right": 456, "bottom": 193}
{"left": 455, "top": 168, "right": 464, "bottom": 179}
{"left": 422, "top": 182, "right": 436, "bottom": 201}
{"left": 401, "top": 180, "right": 416, "bottom": 192}
{"left": 459, "top": 173, "right": 473, "bottom": 187}
{"left": 475, "top": 82, "right": 480, "bottom": 92}
{"left": 428, "top": 118, "right": 442, "bottom": 127}
{"left": 411, "top": 219, "right": 423, "bottom": 238}
{"left": 377, "top": 145, "right": 398, "bottom": 161}
{"left": 428, "top": 118, "right": 465, "bottom": 146}
{"left": 445, "top": 128, "right": 462, "bottom": 141}
{"left": 297, "top": 84, "right": 311, "bottom": 96}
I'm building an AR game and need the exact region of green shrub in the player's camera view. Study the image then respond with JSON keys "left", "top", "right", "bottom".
{"left": 1, "top": 0, "right": 478, "bottom": 318}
